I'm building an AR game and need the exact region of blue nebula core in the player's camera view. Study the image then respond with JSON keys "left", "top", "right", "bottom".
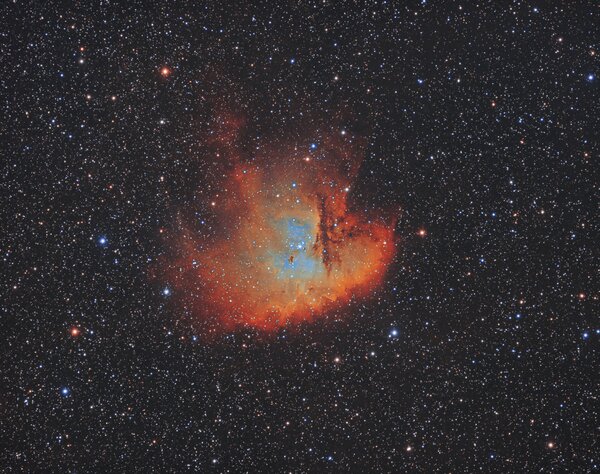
{"left": 271, "top": 217, "right": 324, "bottom": 280}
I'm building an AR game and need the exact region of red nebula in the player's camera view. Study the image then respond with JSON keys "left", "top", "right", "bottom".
{"left": 160, "top": 119, "right": 397, "bottom": 332}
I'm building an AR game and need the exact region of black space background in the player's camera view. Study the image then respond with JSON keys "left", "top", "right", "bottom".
{"left": 1, "top": 1, "right": 599, "bottom": 472}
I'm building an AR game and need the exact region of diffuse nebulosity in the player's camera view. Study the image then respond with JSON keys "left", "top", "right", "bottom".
{"left": 162, "top": 115, "right": 397, "bottom": 331}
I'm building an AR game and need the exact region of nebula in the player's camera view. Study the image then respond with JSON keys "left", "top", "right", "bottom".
{"left": 163, "top": 118, "right": 397, "bottom": 332}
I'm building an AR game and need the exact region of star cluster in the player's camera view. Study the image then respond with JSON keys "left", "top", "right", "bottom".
{"left": 2, "top": 1, "right": 598, "bottom": 471}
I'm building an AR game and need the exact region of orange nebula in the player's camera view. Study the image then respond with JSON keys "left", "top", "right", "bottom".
{"left": 163, "top": 125, "right": 397, "bottom": 332}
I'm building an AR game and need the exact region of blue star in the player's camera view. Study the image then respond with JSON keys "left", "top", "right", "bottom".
{"left": 162, "top": 287, "right": 171, "bottom": 296}
{"left": 389, "top": 328, "right": 399, "bottom": 338}
{"left": 587, "top": 73, "right": 595, "bottom": 82}
{"left": 98, "top": 236, "right": 108, "bottom": 246}
{"left": 60, "top": 387, "right": 70, "bottom": 397}
{"left": 310, "top": 143, "right": 317, "bottom": 150}
{"left": 582, "top": 332, "right": 589, "bottom": 340}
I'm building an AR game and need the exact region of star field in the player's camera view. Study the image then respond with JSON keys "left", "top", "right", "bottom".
{"left": 1, "top": 1, "right": 599, "bottom": 472}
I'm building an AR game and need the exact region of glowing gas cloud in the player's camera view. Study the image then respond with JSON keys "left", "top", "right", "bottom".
{"left": 162, "top": 117, "right": 397, "bottom": 331}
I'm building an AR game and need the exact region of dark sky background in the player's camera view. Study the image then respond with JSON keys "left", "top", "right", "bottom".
{"left": 2, "top": 1, "right": 599, "bottom": 472}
